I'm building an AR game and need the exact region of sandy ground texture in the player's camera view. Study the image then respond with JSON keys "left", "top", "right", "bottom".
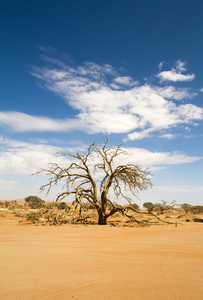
{"left": 0, "top": 217, "right": 203, "bottom": 300}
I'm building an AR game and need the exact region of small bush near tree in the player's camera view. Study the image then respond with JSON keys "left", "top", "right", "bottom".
{"left": 14, "top": 211, "right": 23, "bottom": 218}
{"left": 56, "top": 202, "right": 68, "bottom": 210}
{"left": 45, "top": 202, "right": 55, "bottom": 209}
{"left": 25, "top": 196, "right": 45, "bottom": 209}
{"left": 143, "top": 202, "right": 155, "bottom": 213}
{"left": 181, "top": 203, "right": 192, "bottom": 214}
{"left": 26, "top": 211, "right": 43, "bottom": 223}
{"left": 130, "top": 203, "right": 140, "bottom": 210}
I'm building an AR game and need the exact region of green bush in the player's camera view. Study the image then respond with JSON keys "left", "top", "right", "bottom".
{"left": 26, "top": 212, "right": 42, "bottom": 222}
{"left": 45, "top": 202, "right": 55, "bottom": 209}
{"left": 130, "top": 203, "right": 140, "bottom": 210}
{"left": 143, "top": 202, "right": 155, "bottom": 213}
{"left": 14, "top": 211, "right": 23, "bottom": 218}
{"left": 56, "top": 202, "right": 67, "bottom": 210}
{"left": 25, "top": 196, "right": 45, "bottom": 209}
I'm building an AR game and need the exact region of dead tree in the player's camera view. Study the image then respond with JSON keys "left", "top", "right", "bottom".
{"left": 35, "top": 139, "right": 152, "bottom": 225}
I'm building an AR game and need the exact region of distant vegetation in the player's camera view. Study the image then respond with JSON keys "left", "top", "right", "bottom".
{"left": 143, "top": 202, "right": 155, "bottom": 213}
{"left": 181, "top": 203, "right": 203, "bottom": 214}
{"left": 1, "top": 198, "right": 202, "bottom": 226}
{"left": 25, "top": 196, "right": 45, "bottom": 209}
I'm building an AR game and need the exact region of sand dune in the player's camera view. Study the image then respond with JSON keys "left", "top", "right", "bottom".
{"left": 0, "top": 218, "right": 202, "bottom": 300}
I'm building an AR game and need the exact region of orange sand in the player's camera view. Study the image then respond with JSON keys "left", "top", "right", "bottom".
{"left": 0, "top": 219, "right": 202, "bottom": 300}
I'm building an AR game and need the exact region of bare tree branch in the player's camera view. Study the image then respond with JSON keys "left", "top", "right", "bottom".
{"left": 35, "top": 139, "right": 153, "bottom": 225}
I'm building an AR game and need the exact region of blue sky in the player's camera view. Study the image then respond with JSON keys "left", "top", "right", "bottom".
{"left": 0, "top": 0, "right": 203, "bottom": 205}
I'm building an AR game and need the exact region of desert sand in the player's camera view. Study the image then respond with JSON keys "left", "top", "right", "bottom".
{"left": 0, "top": 215, "right": 202, "bottom": 300}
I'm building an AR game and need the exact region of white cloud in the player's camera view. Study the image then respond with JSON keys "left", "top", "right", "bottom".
{"left": 157, "top": 60, "right": 195, "bottom": 82}
{"left": 158, "top": 133, "right": 179, "bottom": 139}
{"left": 154, "top": 86, "right": 196, "bottom": 100}
{"left": 0, "top": 137, "right": 201, "bottom": 175}
{"left": 2, "top": 79, "right": 200, "bottom": 136}
{"left": 0, "top": 136, "right": 77, "bottom": 174}
{"left": 157, "top": 71, "right": 195, "bottom": 82}
{"left": 175, "top": 59, "right": 187, "bottom": 72}
{"left": 127, "top": 129, "right": 153, "bottom": 140}
{"left": 0, "top": 111, "right": 88, "bottom": 132}
{"left": 113, "top": 76, "right": 138, "bottom": 86}
{"left": 120, "top": 148, "right": 202, "bottom": 167}
{"left": 154, "top": 185, "right": 203, "bottom": 192}
{"left": 0, "top": 136, "right": 88, "bottom": 200}
{"left": 4, "top": 58, "right": 194, "bottom": 139}
{"left": 158, "top": 61, "right": 164, "bottom": 70}
{"left": 39, "top": 46, "right": 56, "bottom": 54}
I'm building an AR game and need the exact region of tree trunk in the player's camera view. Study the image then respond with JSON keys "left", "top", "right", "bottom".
{"left": 98, "top": 212, "right": 107, "bottom": 225}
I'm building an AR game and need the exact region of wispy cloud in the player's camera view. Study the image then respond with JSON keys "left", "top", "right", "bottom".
{"left": 0, "top": 136, "right": 201, "bottom": 175}
{"left": 113, "top": 76, "right": 139, "bottom": 86}
{"left": 158, "top": 61, "right": 165, "bottom": 70}
{"left": 120, "top": 148, "right": 202, "bottom": 167}
{"left": 0, "top": 136, "right": 83, "bottom": 174}
{"left": 1, "top": 57, "right": 201, "bottom": 139}
{"left": 127, "top": 129, "right": 153, "bottom": 141}
{"left": 39, "top": 46, "right": 56, "bottom": 54}
{"left": 158, "top": 133, "right": 180, "bottom": 139}
{"left": 157, "top": 60, "right": 195, "bottom": 82}
{"left": 154, "top": 185, "right": 203, "bottom": 192}
{"left": 0, "top": 111, "right": 88, "bottom": 132}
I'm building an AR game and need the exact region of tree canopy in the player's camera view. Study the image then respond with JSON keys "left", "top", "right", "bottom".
{"left": 143, "top": 202, "right": 155, "bottom": 213}
{"left": 36, "top": 139, "right": 152, "bottom": 225}
{"left": 25, "top": 196, "right": 45, "bottom": 209}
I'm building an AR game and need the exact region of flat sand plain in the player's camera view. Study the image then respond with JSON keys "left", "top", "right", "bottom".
{"left": 0, "top": 217, "right": 202, "bottom": 300}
